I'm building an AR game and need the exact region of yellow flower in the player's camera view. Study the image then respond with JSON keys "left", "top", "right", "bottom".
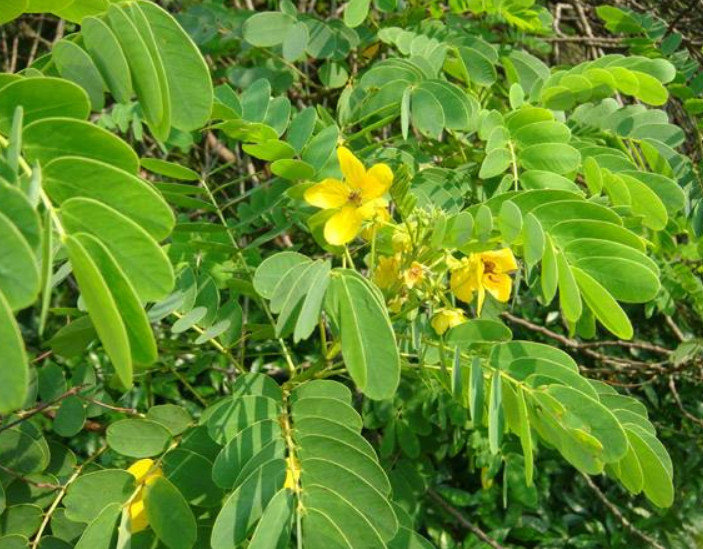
{"left": 431, "top": 308, "right": 466, "bottom": 335}
{"left": 304, "top": 146, "right": 393, "bottom": 246}
{"left": 403, "top": 262, "right": 425, "bottom": 289}
{"left": 450, "top": 248, "right": 517, "bottom": 314}
{"left": 374, "top": 255, "right": 400, "bottom": 290}
{"left": 283, "top": 455, "right": 301, "bottom": 492}
{"left": 127, "top": 458, "right": 163, "bottom": 533}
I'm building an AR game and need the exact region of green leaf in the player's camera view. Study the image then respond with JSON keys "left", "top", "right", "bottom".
{"left": 140, "top": 1, "right": 213, "bottom": 131}
{"left": 488, "top": 370, "right": 504, "bottom": 454}
{"left": 547, "top": 385, "right": 628, "bottom": 462}
{"left": 247, "top": 490, "right": 294, "bottom": 549}
{"left": 572, "top": 267, "right": 633, "bottom": 339}
{"left": 52, "top": 0, "right": 109, "bottom": 22}
{"left": 205, "top": 395, "right": 281, "bottom": 445}
{"left": 271, "top": 159, "right": 315, "bottom": 180}
{"left": 61, "top": 198, "right": 174, "bottom": 303}
{"left": 498, "top": 199, "right": 522, "bottom": 243}
{"left": 294, "top": 261, "right": 331, "bottom": 342}
{"left": 573, "top": 256, "right": 660, "bottom": 303}
{"left": 541, "top": 234, "right": 558, "bottom": 304}
{"left": 0, "top": 210, "right": 40, "bottom": 310}
{"left": 0, "top": 426, "right": 49, "bottom": 475}
{"left": 106, "top": 4, "right": 166, "bottom": 138}
{"left": 446, "top": 319, "right": 512, "bottom": 347}
{"left": 243, "top": 139, "right": 296, "bottom": 161}
{"left": 212, "top": 419, "right": 283, "bottom": 490}
{"left": 519, "top": 143, "right": 581, "bottom": 175}
{"left": 64, "top": 470, "right": 135, "bottom": 523}
{"left": 210, "top": 459, "right": 287, "bottom": 549}
{"left": 516, "top": 387, "right": 533, "bottom": 485}
{"left": 243, "top": 12, "right": 296, "bottom": 48}
{"left": 53, "top": 396, "right": 85, "bottom": 437}
{"left": 627, "top": 427, "right": 674, "bottom": 508}
{"left": 147, "top": 405, "right": 192, "bottom": 436}
{"left": 52, "top": 40, "right": 105, "bottom": 111}
{"left": 81, "top": 16, "right": 133, "bottom": 104}
{"left": 330, "top": 271, "right": 400, "bottom": 400}
{"left": 140, "top": 158, "right": 199, "bottom": 181}
{"left": 631, "top": 71, "right": 668, "bottom": 106}
{"left": 469, "top": 357, "right": 484, "bottom": 424}
{"left": 480, "top": 147, "right": 511, "bottom": 179}
{"left": 23, "top": 118, "right": 140, "bottom": 173}
{"left": 521, "top": 213, "right": 543, "bottom": 271}
{"left": 0, "top": 78, "right": 90, "bottom": 134}
{"left": 162, "top": 448, "right": 223, "bottom": 507}
{"left": 282, "top": 21, "right": 309, "bottom": 62}
{"left": 73, "top": 503, "right": 121, "bottom": 549}
{"left": 74, "top": 233, "right": 157, "bottom": 366}
{"left": 411, "top": 86, "right": 444, "bottom": 139}
{"left": 44, "top": 157, "right": 174, "bottom": 241}
{"left": 64, "top": 234, "right": 133, "bottom": 388}
{"left": 253, "top": 252, "right": 311, "bottom": 299}
{"left": 0, "top": 504, "right": 42, "bottom": 538}
{"left": 0, "top": 0, "right": 27, "bottom": 25}
{"left": 0, "top": 291, "right": 28, "bottom": 414}
{"left": 144, "top": 476, "right": 197, "bottom": 549}
{"left": 344, "top": 0, "right": 370, "bottom": 27}
{"left": 556, "top": 251, "right": 582, "bottom": 322}
{"left": 106, "top": 419, "right": 172, "bottom": 458}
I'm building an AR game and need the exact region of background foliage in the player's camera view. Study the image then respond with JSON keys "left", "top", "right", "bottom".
{"left": 1, "top": 0, "right": 703, "bottom": 547}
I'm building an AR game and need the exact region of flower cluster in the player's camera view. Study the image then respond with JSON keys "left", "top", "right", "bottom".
{"left": 305, "top": 147, "right": 519, "bottom": 334}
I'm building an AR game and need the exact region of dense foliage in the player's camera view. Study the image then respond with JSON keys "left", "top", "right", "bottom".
{"left": 1, "top": 0, "right": 703, "bottom": 547}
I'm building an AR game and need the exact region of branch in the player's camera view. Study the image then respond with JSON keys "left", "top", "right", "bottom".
{"left": 427, "top": 488, "right": 507, "bottom": 549}
{"left": 500, "top": 312, "right": 668, "bottom": 370}
{"left": 0, "top": 385, "right": 85, "bottom": 434}
{"left": 580, "top": 474, "right": 667, "bottom": 549}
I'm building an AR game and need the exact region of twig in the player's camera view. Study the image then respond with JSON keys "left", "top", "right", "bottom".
{"left": 0, "top": 385, "right": 85, "bottom": 434}
{"left": 580, "top": 474, "right": 667, "bottom": 549}
{"left": 0, "top": 463, "right": 62, "bottom": 489}
{"left": 500, "top": 312, "right": 665, "bottom": 369}
{"left": 206, "top": 132, "right": 237, "bottom": 164}
{"left": 30, "top": 445, "right": 107, "bottom": 549}
{"left": 668, "top": 376, "right": 703, "bottom": 428}
{"left": 665, "top": 315, "right": 686, "bottom": 342}
{"left": 428, "top": 488, "right": 507, "bottom": 549}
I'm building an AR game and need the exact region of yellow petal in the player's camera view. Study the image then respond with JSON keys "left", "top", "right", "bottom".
{"left": 431, "top": 309, "right": 466, "bottom": 335}
{"left": 450, "top": 256, "right": 482, "bottom": 304}
{"left": 304, "top": 179, "right": 349, "bottom": 209}
{"left": 127, "top": 459, "right": 155, "bottom": 483}
{"left": 483, "top": 272, "right": 513, "bottom": 303}
{"left": 357, "top": 197, "right": 388, "bottom": 220}
{"left": 476, "top": 285, "right": 487, "bottom": 315}
{"left": 480, "top": 248, "right": 517, "bottom": 273}
{"left": 360, "top": 163, "right": 393, "bottom": 200}
{"left": 324, "top": 205, "right": 363, "bottom": 245}
{"left": 129, "top": 492, "right": 149, "bottom": 533}
{"left": 337, "top": 146, "right": 366, "bottom": 188}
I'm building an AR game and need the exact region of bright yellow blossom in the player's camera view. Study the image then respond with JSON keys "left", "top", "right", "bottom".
{"left": 374, "top": 255, "right": 400, "bottom": 290}
{"left": 127, "top": 458, "right": 163, "bottom": 533}
{"left": 450, "top": 248, "right": 517, "bottom": 314}
{"left": 431, "top": 308, "right": 467, "bottom": 335}
{"left": 403, "top": 262, "right": 425, "bottom": 289}
{"left": 304, "top": 147, "right": 393, "bottom": 246}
